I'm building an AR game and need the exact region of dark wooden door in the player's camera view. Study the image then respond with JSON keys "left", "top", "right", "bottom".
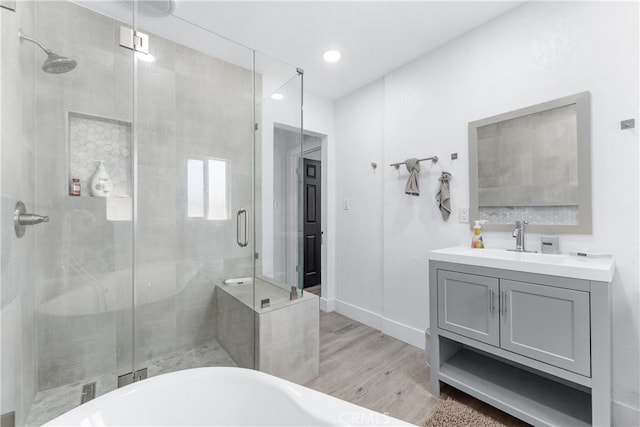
{"left": 303, "top": 158, "right": 321, "bottom": 288}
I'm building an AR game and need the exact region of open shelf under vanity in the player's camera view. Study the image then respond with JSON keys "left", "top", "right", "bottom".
{"left": 439, "top": 345, "right": 591, "bottom": 426}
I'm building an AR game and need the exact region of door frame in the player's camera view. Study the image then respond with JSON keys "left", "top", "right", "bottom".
{"left": 266, "top": 123, "right": 327, "bottom": 291}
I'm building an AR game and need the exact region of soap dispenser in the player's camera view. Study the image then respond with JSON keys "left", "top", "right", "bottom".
{"left": 471, "top": 220, "right": 488, "bottom": 249}
{"left": 89, "top": 160, "right": 114, "bottom": 197}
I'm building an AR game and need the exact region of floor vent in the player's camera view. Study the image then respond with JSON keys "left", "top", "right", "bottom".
{"left": 80, "top": 382, "right": 96, "bottom": 404}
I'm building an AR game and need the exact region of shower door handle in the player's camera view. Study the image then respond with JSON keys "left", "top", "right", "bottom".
{"left": 236, "top": 209, "right": 248, "bottom": 248}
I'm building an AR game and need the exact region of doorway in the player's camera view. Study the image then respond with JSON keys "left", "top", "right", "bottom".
{"left": 270, "top": 125, "right": 325, "bottom": 297}
{"left": 303, "top": 157, "right": 321, "bottom": 289}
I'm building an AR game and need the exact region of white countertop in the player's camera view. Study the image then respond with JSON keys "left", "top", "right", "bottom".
{"left": 429, "top": 246, "right": 615, "bottom": 282}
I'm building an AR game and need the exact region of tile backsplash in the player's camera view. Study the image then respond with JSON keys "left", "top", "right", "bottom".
{"left": 479, "top": 205, "right": 578, "bottom": 225}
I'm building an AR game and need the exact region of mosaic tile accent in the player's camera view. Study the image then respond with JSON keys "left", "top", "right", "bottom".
{"left": 69, "top": 112, "right": 131, "bottom": 196}
{"left": 479, "top": 205, "right": 579, "bottom": 225}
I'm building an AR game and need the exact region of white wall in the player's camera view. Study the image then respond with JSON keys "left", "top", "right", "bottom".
{"left": 334, "top": 80, "right": 385, "bottom": 323}
{"left": 333, "top": 2, "right": 639, "bottom": 423}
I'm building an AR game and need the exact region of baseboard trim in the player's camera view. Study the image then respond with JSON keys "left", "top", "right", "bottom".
{"left": 334, "top": 300, "right": 382, "bottom": 330}
{"left": 319, "top": 297, "right": 335, "bottom": 312}
{"left": 613, "top": 399, "right": 640, "bottom": 426}
{"left": 381, "top": 316, "right": 425, "bottom": 349}
{"left": 334, "top": 299, "right": 424, "bottom": 349}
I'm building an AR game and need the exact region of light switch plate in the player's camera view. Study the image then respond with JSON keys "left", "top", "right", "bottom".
{"left": 459, "top": 208, "right": 469, "bottom": 223}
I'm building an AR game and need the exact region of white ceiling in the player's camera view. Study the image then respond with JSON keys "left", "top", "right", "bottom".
{"left": 78, "top": 1, "right": 524, "bottom": 100}
{"left": 171, "top": 1, "right": 525, "bottom": 100}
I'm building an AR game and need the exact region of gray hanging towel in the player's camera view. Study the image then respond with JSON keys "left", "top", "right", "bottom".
{"left": 436, "top": 172, "right": 452, "bottom": 220}
{"left": 404, "top": 158, "right": 421, "bottom": 196}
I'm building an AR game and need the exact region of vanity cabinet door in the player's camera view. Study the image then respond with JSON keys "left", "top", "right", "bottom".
{"left": 499, "top": 279, "right": 591, "bottom": 376}
{"left": 437, "top": 270, "right": 499, "bottom": 346}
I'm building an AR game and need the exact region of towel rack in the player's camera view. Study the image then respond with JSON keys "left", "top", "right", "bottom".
{"left": 390, "top": 156, "right": 438, "bottom": 169}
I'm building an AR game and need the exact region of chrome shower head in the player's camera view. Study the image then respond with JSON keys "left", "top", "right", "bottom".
{"left": 19, "top": 30, "right": 77, "bottom": 74}
{"left": 42, "top": 52, "right": 77, "bottom": 74}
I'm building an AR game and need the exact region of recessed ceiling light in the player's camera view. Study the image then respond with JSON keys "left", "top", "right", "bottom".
{"left": 322, "top": 50, "right": 341, "bottom": 63}
{"left": 270, "top": 93, "right": 284, "bottom": 100}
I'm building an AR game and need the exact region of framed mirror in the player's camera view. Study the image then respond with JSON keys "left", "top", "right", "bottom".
{"left": 469, "top": 91, "right": 592, "bottom": 234}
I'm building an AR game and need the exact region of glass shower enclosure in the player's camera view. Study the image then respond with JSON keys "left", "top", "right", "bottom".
{"left": 0, "top": 1, "right": 304, "bottom": 425}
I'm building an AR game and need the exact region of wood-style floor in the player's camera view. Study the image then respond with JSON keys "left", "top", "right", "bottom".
{"left": 305, "top": 311, "right": 530, "bottom": 426}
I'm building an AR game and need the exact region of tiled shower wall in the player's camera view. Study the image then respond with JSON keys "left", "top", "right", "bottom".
{"left": 1, "top": 2, "right": 38, "bottom": 424}
{"left": 30, "top": 1, "right": 256, "bottom": 392}
{"left": 32, "top": 2, "right": 135, "bottom": 390}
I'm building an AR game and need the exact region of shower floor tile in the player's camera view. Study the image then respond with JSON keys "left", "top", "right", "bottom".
{"left": 26, "top": 340, "right": 236, "bottom": 426}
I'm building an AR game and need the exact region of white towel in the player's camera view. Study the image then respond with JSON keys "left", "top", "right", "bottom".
{"left": 404, "top": 158, "right": 420, "bottom": 196}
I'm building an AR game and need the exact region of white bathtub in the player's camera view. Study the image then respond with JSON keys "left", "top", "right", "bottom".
{"left": 44, "top": 367, "right": 411, "bottom": 426}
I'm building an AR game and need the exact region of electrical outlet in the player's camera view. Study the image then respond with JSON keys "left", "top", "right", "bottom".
{"left": 459, "top": 208, "right": 469, "bottom": 223}
{"left": 343, "top": 199, "right": 350, "bottom": 210}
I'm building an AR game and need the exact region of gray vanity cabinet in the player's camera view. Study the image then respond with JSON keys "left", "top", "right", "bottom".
{"left": 429, "top": 254, "right": 613, "bottom": 427}
{"left": 437, "top": 270, "right": 591, "bottom": 377}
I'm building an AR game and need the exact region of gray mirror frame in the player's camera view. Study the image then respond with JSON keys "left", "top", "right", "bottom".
{"left": 469, "top": 91, "right": 592, "bottom": 234}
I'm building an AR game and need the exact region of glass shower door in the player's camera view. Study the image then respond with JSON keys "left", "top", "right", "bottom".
{"left": 131, "top": 13, "right": 256, "bottom": 378}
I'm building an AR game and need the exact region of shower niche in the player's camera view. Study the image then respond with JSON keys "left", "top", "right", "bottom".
{"left": 68, "top": 112, "right": 133, "bottom": 220}
{"left": 68, "top": 111, "right": 132, "bottom": 198}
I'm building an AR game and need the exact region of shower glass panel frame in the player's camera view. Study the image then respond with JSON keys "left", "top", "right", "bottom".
{"left": 254, "top": 51, "right": 305, "bottom": 298}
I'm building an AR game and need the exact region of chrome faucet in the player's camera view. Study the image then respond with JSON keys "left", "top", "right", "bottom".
{"left": 512, "top": 220, "right": 528, "bottom": 252}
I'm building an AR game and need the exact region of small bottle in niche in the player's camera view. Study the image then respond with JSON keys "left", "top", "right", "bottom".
{"left": 70, "top": 178, "right": 81, "bottom": 196}
{"left": 89, "top": 160, "right": 114, "bottom": 197}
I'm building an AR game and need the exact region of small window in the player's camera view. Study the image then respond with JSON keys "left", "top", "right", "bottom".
{"left": 187, "top": 159, "right": 205, "bottom": 218}
{"left": 187, "top": 157, "right": 229, "bottom": 220}
{"left": 207, "top": 159, "right": 227, "bottom": 220}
